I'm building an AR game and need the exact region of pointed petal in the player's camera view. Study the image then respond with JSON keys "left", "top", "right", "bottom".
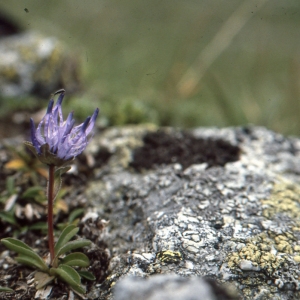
{"left": 85, "top": 108, "right": 99, "bottom": 136}
{"left": 47, "top": 99, "right": 54, "bottom": 114}
{"left": 53, "top": 92, "right": 64, "bottom": 123}
{"left": 36, "top": 119, "right": 46, "bottom": 145}
{"left": 30, "top": 118, "right": 41, "bottom": 154}
{"left": 60, "top": 112, "right": 75, "bottom": 143}
{"left": 81, "top": 116, "right": 91, "bottom": 133}
{"left": 56, "top": 92, "right": 64, "bottom": 106}
{"left": 44, "top": 99, "right": 55, "bottom": 144}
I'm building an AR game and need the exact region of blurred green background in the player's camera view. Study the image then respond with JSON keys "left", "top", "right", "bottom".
{"left": 1, "top": 0, "right": 300, "bottom": 135}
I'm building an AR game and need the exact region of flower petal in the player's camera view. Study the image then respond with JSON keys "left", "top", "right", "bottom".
{"left": 28, "top": 92, "right": 98, "bottom": 165}
{"left": 30, "top": 118, "right": 41, "bottom": 154}
{"left": 85, "top": 108, "right": 99, "bottom": 137}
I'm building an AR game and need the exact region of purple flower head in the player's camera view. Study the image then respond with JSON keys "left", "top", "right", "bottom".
{"left": 27, "top": 91, "right": 99, "bottom": 166}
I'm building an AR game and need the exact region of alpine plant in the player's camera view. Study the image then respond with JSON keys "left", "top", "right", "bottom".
{"left": 25, "top": 89, "right": 99, "bottom": 263}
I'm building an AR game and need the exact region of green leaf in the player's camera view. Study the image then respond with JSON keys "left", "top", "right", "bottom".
{"left": 22, "top": 186, "right": 44, "bottom": 199}
{"left": 0, "top": 211, "right": 17, "bottom": 225}
{"left": 0, "top": 286, "right": 14, "bottom": 293}
{"left": 68, "top": 208, "right": 85, "bottom": 224}
{"left": 6, "top": 177, "right": 15, "bottom": 195}
{"left": 55, "top": 239, "right": 91, "bottom": 258}
{"left": 21, "top": 186, "right": 46, "bottom": 204}
{"left": 35, "top": 272, "right": 55, "bottom": 289}
{"left": 50, "top": 264, "right": 86, "bottom": 294}
{"left": 56, "top": 166, "right": 72, "bottom": 176}
{"left": 16, "top": 255, "right": 49, "bottom": 273}
{"left": 78, "top": 270, "right": 96, "bottom": 281}
{"left": 28, "top": 222, "right": 48, "bottom": 232}
{"left": 2, "top": 237, "right": 33, "bottom": 251}
{"left": 54, "top": 225, "right": 79, "bottom": 255}
{"left": 60, "top": 252, "right": 90, "bottom": 267}
{"left": 24, "top": 141, "right": 38, "bottom": 157}
{"left": 1, "top": 238, "right": 49, "bottom": 272}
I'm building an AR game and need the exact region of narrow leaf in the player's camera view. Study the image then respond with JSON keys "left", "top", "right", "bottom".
{"left": 54, "top": 225, "right": 78, "bottom": 255}
{"left": 22, "top": 186, "right": 44, "bottom": 199}
{"left": 0, "top": 286, "right": 14, "bottom": 293}
{"left": 78, "top": 271, "right": 96, "bottom": 281}
{"left": 68, "top": 208, "right": 85, "bottom": 223}
{"left": 53, "top": 166, "right": 71, "bottom": 202}
{"left": 1, "top": 238, "right": 49, "bottom": 272}
{"left": 56, "top": 166, "right": 72, "bottom": 176}
{"left": 24, "top": 141, "right": 38, "bottom": 157}
{"left": 0, "top": 212, "right": 17, "bottom": 225}
{"left": 60, "top": 252, "right": 90, "bottom": 267}
{"left": 6, "top": 177, "right": 15, "bottom": 195}
{"left": 28, "top": 222, "right": 48, "bottom": 232}
{"left": 56, "top": 239, "right": 91, "bottom": 258}
{"left": 16, "top": 255, "right": 49, "bottom": 272}
{"left": 2, "top": 237, "right": 34, "bottom": 252}
{"left": 51, "top": 265, "right": 86, "bottom": 294}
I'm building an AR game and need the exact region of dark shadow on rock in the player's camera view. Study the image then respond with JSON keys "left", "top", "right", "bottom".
{"left": 130, "top": 129, "right": 240, "bottom": 171}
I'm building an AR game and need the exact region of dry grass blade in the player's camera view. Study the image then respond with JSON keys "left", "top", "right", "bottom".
{"left": 177, "top": 0, "right": 269, "bottom": 97}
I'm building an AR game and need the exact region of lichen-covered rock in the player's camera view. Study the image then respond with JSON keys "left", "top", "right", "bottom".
{"left": 84, "top": 125, "right": 300, "bottom": 299}
{"left": 0, "top": 31, "right": 81, "bottom": 97}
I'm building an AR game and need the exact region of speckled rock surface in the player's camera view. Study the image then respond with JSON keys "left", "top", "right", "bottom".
{"left": 83, "top": 125, "right": 300, "bottom": 300}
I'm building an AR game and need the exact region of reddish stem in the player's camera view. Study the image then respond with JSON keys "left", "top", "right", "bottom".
{"left": 47, "top": 164, "right": 55, "bottom": 265}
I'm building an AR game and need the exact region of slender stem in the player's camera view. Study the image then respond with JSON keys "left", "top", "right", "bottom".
{"left": 47, "top": 164, "right": 55, "bottom": 265}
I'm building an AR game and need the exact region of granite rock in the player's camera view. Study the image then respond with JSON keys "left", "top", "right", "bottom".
{"left": 83, "top": 125, "right": 300, "bottom": 300}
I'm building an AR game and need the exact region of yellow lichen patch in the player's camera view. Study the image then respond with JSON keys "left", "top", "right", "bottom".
{"left": 156, "top": 250, "right": 182, "bottom": 264}
{"left": 275, "top": 239, "right": 292, "bottom": 253}
{"left": 268, "top": 232, "right": 295, "bottom": 254}
{"left": 227, "top": 233, "right": 286, "bottom": 274}
{"left": 227, "top": 252, "right": 240, "bottom": 269}
{"left": 293, "top": 256, "right": 300, "bottom": 263}
{"left": 293, "top": 245, "right": 300, "bottom": 263}
{"left": 261, "top": 182, "right": 300, "bottom": 220}
{"left": 239, "top": 244, "right": 260, "bottom": 262}
{"left": 259, "top": 252, "right": 281, "bottom": 270}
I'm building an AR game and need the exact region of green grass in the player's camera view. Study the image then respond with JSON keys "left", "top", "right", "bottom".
{"left": 1, "top": 0, "right": 300, "bottom": 135}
